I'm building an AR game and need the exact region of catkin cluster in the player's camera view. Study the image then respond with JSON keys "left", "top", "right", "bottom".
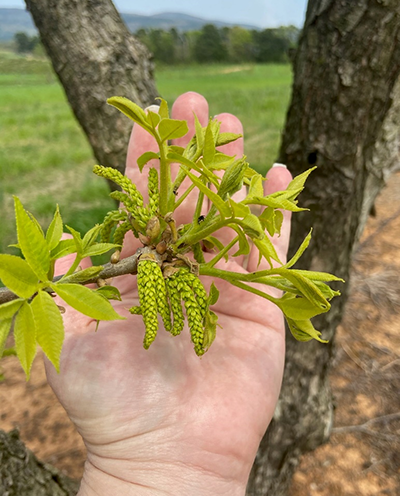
{"left": 94, "top": 165, "right": 160, "bottom": 242}
{"left": 131, "top": 262, "right": 209, "bottom": 356}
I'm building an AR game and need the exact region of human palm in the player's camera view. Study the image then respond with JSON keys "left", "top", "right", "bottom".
{"left": 45, "top": 92, "right": 292, "bottom": 495}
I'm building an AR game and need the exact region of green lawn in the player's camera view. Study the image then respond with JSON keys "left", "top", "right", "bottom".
{"left": 0, "top": 51, "right": 292, "bottom": 254}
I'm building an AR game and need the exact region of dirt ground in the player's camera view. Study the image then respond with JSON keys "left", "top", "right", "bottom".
{"left": 1, "top": 173, "right": 400, "bottom": 494}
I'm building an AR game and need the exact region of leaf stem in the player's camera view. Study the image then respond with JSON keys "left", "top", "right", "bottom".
{"left": 207, "top": 236, "right": 239, "bottom": 268}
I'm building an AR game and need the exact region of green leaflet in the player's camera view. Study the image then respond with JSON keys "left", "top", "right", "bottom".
{"left": 66, "top": 225, "right": 83, "bottom": 254}
{"left": 194, "top": 113, "right": 204, "bottom": 152}
{"left": 50, "top": 239, "right": 77, "bottom": 261}
{"left": 208, "top": 282, "right": 220, "bottom": 306}
{"left": 83, "top": 243, "right": 118, "bottom": 258}
{"left": 277, "top": 294, "right": 328, "bottom": 320}
{"left": 107, "top": 96, "right": 150, "bottom": 130}
{"left": 287, "top": 167, "right": 316, "bottom": 191}
{"left": 283, "top": 230, "right": 313, "bottom": 269}
{"left": 229, "top": 224, "right": 250, "bottom": 256}
{"left": 259, "top": 207, "right": 283, "bottom": 237}
{"left": 0, "top": 319, "right": 13, "bottom": 359}
{"left": 82, "top": 225, "right": 102, "bottom": 251}
{"left": 184, "top": 169, "right": 231, "bottom": 218}
{"left": 237, "top": 213, "right": 264, "bottom": 240}
{"left": 168, "top": 152, "right": 219, "bottom": 187}
{"left": 216, "top": 132, "right": 242, "bottom": 147}
{"left": 253, "top": 235, "right": 281, "bottom": 266}
{"left": 14, "top": 197, "right": 50, "bottom": 281}
{"left": 14, "top": 301, "right": 37, "bottom": 379}
{"left": 95, "top": 285, "right": 122, "bottom": 301}
{"left": 64, "top": 266, "right": 104, "bottom": 284}
{"left": 274, "top": 268, "right": 330, "bottom": 311}
{"left": 137, "top": 151, "right": 159, "bottom": 172}
{"left": 0, "top": 298, "right": 24, "bottom": 320}
{"left": 286, "top": 317, "right": 328, "bottom": 343}
{"left": 248, "top": 173, "right": 264, "bottom": 198}
{"left": 31, "top": 290, "right": 64, "bottom": 373}
{"left": 46, "top": 205, "right": 63, "bottom": 251}
{"left": 147, "top": 110, "right": 161, "bottom": 129}
{"left": 0, "top": 254, "right": 39, "bottom": 298}
{"left": 203, "top": 310, "right": 218, "bottom": 351}
{"left": 51, "top": 283, "right": 125, "bottom": 321}
{"left": 229, "top": 199, "right": 251, "bottom": 218}
{"left": 156, "top": 98, "right": 169, "bottom": 119}
{"left": 290, "top": 270, "right": 345, "bottom": 283}
{"left": 158, "top": 118, "right": 189, "bottom": 142}
{"left": 203, "top": 120, "right": 216, "bottom": 165}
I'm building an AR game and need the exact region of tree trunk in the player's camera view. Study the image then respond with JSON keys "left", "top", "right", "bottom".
{"left": 247, "top": 1, "right": 400, "bottom": 494}
{"left": 0, "top": 429, "right": 79, "bottom": 496}
{"left": 24, "top": 0, "right": 158, "bottom": 176}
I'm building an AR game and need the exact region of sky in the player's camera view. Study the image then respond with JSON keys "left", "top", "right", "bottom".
{"left": 0, "top": 0, "right": 308, "bottom": 28}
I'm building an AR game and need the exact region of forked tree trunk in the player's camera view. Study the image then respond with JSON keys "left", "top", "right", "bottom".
{"left": 5, "top": 1, "right": 400, "bottom": 495}
{"left": 247, "top": 1, "right": 400, "bottom": 494}
{"left": 24, "top": 0, "right": 158, "bottom": 175}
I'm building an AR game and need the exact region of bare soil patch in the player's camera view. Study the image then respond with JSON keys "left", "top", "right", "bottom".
{"left": 1, "top": 173, "right": 399, "bottom": 491}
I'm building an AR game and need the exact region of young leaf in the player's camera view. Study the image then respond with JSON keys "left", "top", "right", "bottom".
{"left": 147, "top": 110, "right": 161, "bottom": 129}
{"left": 31, "top": 290, "right": 64, "bottom": 373}
{"left": 46, "top": 205, "right": 63, "bottom": 251}
{"left": 137, "top": 151, "right": 160, "bottom": 172}
{"left": 0, "top": 319, "right": 13, "bottom": 358}
{"left": 82, "top": 243, "right": 119, "bottom": 258}
{"left": 168, "top": 153, "right": 219, "bottom": 187}
{"left": 51, "top": 283, "right": 125, "bottom": 321}
{"left": 0, "top": 254, "right": 39, "bottom": 298}
{"left": 287, "top": 167, "right": 316, "bottom": 191}
{"left": 50, "top": 239, "right": 77, "bottom": 260}
{"left": 14, "top": 197, "right": 50, "bottom": 281}
{"left": 0, "top": 298, "right": 24, "bottom": 320}
{"left": 208, "top": 283, "right": 220, "bottom": 306}
{"left": 66, "top": 225, "right": 83, "bottom": 254}
{"left": 184, "top": 170, "right": 231, "bottom": 218}
{"left": 216, "top": 132, "right": 242, "bottom": 147}
{"left": 156, "top": 98, "right": 169, "bottom": 119}
{"left": 203, "top": 310, "right": 218, "bottom": 351}
{"left": 218, "top": 158, "right": 248, "bottom": 200}
{"left": 283, "top": 230, "right": 313, "bottom": 269}
{"left": 248, "top": 174, "right": 264, "bottom": 198}
{"left": 204, "top": 236, "right": 228, "bottom": 260}
{"left": 14, "top": 301, "right": 37, "bottom": 379}
{"left": 194, "top": 113, "right": 204, "bottom": 152}
{"left": 203, "top": 121, "right": 216, "bottom": 165}
{"left": 238, "top": 213, "right": 264, "bottom": 240}
{"left": 286, "top": 317, "right": 328, "bottom": 343}
{"left": 277, "top": 294, "right": 328, "bottom": 320}
{"left": 253, "top": 235, "right": 281, "bottom": 266}
{"left": 95, "top": 285, "right": 122, "bottom": 301}
{"left": 229, "top": 224, "right": 250, "bottom": 256}
{"left": 229, "top": 199, "right": 251, "bottom": 218}
{"left": 158, "top": 118, "right": 188, "bottom": 142}
{"left": 64, "top": 266, "right": 104, "bottom": 284}
{"left": 107, "top": 96, "right": 150, "bottom": 130}
{"left": 82, "top": 224, "right": 102, "bottom": 250}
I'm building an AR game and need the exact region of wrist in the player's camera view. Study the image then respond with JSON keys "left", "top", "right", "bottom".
{"left": 78, "top": 454, "right": 247, "bottom": 496}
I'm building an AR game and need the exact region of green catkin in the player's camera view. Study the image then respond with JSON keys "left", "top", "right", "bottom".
{"left": 110, "top": 190, "right": 150, "bottom": 229}
{"left": 148, "top": 168, "right": 159, "bottom": 215}
{"left": 137, "top": 260, "right": 159, "bottom": 349}
{"left": 113, "top": 220, "right": 131, "bottom": 246}
{"left": 180, "top": 280, "right": 205, "bottom": 356}
{"left": 129, "top": 306, "right": 142, "bottom": 315}
{"left": 100, "top": 210, "right": 127, "bottom": 243}
{"left": 93, "top": 165, "right": 144, "bottom": 207}
{"left": 165, "top": 276, "right": 185, "bottom": 336}
{"left": 152, "top": 263, "right": 172, "bottom": 332}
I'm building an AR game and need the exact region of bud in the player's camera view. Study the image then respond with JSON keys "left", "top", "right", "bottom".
{"left": 111, "top": 250, "right": 121, "bottom": 264}
{"left": 156, "top": 240, "right": 167, "bottom": 255}
{"left": 146, "top": 216, "right": 161, "bottom": 241}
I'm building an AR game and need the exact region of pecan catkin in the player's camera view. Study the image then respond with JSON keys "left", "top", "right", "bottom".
{"left": 100, "top": 210, "right": 127, "bottom": 243}
{"left": 153, "top": 263, "right": 172, "bottom": 332}
{"left": 148, "top": 168, "right": 159, "bottom": 215}
{"left": 165, "top": 276, "right": 184, "bottom": 336}
{"left": 137, "top": 259, "right": 159, "bottom": 349}
{"left": 113, "top": 220, "right": 131, "bottom": 246}
{"left": 180, "top": 280, "right": 205, "bottom": 356}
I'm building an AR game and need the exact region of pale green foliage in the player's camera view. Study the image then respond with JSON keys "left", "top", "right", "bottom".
{"left": 0, "top": 96, "right": 343, "bottom": 378}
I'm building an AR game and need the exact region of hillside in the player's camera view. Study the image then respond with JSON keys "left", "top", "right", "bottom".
{"left": 0, "top": 8, "right": 258, "bottom": 41}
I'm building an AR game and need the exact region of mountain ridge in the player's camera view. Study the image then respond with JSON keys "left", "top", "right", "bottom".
{"left": 0, "top": 8, "right": 260, "bottom": 41}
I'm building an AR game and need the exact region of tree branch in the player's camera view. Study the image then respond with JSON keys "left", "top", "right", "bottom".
{"left": 0, "top": 250, "right": 143, "bottom": 305}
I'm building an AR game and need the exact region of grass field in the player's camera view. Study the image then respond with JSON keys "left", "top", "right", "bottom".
{"left": 0, "top": 50, "right": 292, "bottom": 254}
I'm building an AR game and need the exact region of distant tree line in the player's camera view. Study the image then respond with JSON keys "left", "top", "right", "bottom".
{"left": 13, "top": 24, "right": 299, "bottom": 64}
{"left": 135, "top": 24, "right": 300, "bottom": 65}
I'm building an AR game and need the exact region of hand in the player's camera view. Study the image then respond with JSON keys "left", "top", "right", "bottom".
{"left": 45, "top": 92, "right": 293, "bottom": 496}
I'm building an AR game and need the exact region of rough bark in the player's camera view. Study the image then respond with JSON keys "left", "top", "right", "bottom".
{"left": 0, "top": 429, "right": 79, "bottom": 496}
{"left": 24, "top": 0, "right": 158, "bottom": 176}
{"left": 247, "top": 1, "right": 400, "bottom": 494}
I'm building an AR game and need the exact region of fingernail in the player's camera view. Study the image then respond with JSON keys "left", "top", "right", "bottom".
{"left": 272, "top": 163, "right": 287, "bottom": 169}
{"left": 145, "top": 104, "right": 160, "bottom": 114}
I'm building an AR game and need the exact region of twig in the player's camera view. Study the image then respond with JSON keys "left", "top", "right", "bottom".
{"left": 332, "top": 412, "right": 400, "bottom": 441}
{"left": 0, "top": 250, "right": 143, "bottom": 305}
